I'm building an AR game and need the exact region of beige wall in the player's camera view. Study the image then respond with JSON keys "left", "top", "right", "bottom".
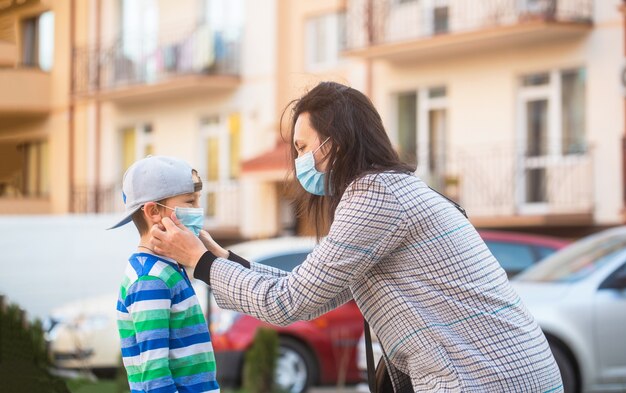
{"left": 370, "top": 1, "right": 623, "bottom": 224}
{"left": 0, "top": 0, "right": 81, "bottom": 214}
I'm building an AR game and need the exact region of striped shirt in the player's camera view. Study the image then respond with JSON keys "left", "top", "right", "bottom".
{"left": 117, "top": 252, "right": 219, "bottom": 393}
{"left": 205, "top": 172, "right": 563, "bottom": 392}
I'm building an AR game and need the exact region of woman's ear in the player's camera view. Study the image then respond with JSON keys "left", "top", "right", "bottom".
{"left": 142, "top": 202, "right": 163, "bottom": 224}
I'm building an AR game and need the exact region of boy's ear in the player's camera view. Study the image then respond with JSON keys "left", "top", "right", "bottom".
{"left": 142, "top": 202, "right": 163, "bottom": 224}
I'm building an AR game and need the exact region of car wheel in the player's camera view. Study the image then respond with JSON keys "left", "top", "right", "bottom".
{"left": 275, "top": 337, "right": 317, "bottom": 393}
{"left": 549, "top": 342, "right": 579, "bottom": 393}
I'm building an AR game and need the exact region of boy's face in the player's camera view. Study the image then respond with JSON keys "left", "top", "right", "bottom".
{"left": 141, "top": 191, "right": 201, "bottom": 227}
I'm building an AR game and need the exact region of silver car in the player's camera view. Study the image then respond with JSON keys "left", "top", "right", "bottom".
{"left": 356, "top": 227, "right": 626, "bottom": 393}
{"left": 513, "top": 227, "right": 626, "bottom": 393}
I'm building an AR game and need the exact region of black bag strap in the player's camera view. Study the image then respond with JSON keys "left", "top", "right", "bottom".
{"left": 428, "top": 186, "right": 467, "bottom": 218}
{"left": 363, "top": 186, "right": 467, "bottom": 393}
{"left": 364, "top": 320, "right": 377, "bottom": 393}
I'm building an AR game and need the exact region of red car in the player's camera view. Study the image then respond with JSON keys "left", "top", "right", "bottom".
{"left": 206, "top": 233, "right": 569, "bottom": 393}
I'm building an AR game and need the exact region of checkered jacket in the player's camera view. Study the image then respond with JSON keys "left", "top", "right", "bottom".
{"left": 208, "top": 172, "right": 563, "bottom": 392}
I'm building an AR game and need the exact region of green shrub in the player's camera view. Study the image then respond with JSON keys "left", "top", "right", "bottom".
{"left": 242, "top": 328, "right": 279, "bottom": 393}
{"left": 0, "top": 295, "right": 71, "bottom": 393}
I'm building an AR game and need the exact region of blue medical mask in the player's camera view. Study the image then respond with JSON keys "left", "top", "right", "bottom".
{"left": 295, "top": 137, "right": 330, "bottom": 196}
{"left": 156, "top": 203, "right": 204, "bottom": 236}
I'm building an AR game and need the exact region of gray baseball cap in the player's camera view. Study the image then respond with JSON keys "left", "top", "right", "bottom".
{"left": 108, "top": 155, "right": 202, "bottom": 230}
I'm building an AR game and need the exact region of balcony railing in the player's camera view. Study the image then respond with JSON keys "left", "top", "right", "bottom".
{"left": 72, "top": 181, "right": 240, "bottom": 230}
{"left": 204, "top": 180, "right": 240, "bottom": 230}
{"left": 73, "top": 25, "right": 241, "bottom": 95}
{"left": 423, "top": 143, "right": 593, "bottom": 219}
{"left": 346, "top": 0, "right": 593, "bottom": 50}
{"left": 72, "top": 185, "right": 120, "bottom": 214}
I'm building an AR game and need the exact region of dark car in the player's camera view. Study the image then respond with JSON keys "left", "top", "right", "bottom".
{"left": 480, "top": 230, "right": 570, "bottom": 277}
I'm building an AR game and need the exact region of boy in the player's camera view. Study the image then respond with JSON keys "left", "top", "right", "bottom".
{"left": 109, "top": 155, "right": 219, "bottom": 393}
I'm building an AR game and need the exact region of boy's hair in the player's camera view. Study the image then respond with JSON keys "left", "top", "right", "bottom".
{"left": 132, "top": 169, "right": 202, "bottom": 236}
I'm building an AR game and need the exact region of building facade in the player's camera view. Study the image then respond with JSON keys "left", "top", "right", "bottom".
{"left": 1, "top": 0, "right": 624, "bottom": 239}
{"left": 343, "top": 0, "right": 623, "bottom": 236}
{"left": 0, "top": 0, "right": 71, "bottom": 214}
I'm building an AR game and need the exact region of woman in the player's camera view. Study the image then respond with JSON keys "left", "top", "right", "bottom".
{"left": 150, "top": 81, "right": 563, "bottom": 392}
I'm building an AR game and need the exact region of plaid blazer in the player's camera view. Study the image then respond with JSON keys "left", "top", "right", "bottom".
{"left": 209, "top": 172, "right": 563, "bottom": 392}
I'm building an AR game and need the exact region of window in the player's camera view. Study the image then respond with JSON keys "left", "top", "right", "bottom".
{"left": 393, "top": 86, "right": 448, "bottom": 190}
{"left": 485, "top": 241, "right": 536, "bottom": 276}
{"left": 120, "top": 124, "right": 153, "bottom": 176}
{"left": 517, "top": 67, "right": 586, "bottom": 210}
{"left": 228, "top": 113, "right": 241, "bottom": 179}
{"left": 535, "top": 245, "right": 559, "bottom": 260}
{"left": 561, "top": 69, "right": 586, "bottom": 154}
{"left": 522, "top": 72, "right": 550, "bottom": 87}
{"left": 433, "top": 6, "right": 449, "bottom": 34}
{"left": 396, "top": 92, "right": 417, "bottom": 167}
{"left": 259, "top": 252, "right": 310, "bottom": 272}
{"left": 199, "top": 113, "right": 240, "bottom": 218}
{"left": 0, "top": 140, "right": 49, "bottom": 198}
{"left": 518, "top": 232, "right": 626, "bottom": 283}
{"left": 21, "top": 11, "right": 54, "bottom": 71}
{"left": 305, "top": 12, "right": 346, "bottom": 70}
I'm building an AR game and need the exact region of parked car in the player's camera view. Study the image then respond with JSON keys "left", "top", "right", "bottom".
{"left": 209, "top": 232, "right": 568, "bottom": 392}
{"left": 44, "top": 294, "right": 120, "bottom": 377}
{"left": 479, "top": 230, "right": 570, "bottom": 278}
{"left": 357, "top": 228, "right": 626, "bottom": 393}
{"left": 355, "top": 230, "right": 570, "bottom": 384}
{"left": 210, "top": 237, "right": 363, "bottom": 393}
{"left": 45, "top": 237, "right": 364, "bottom": 393}
{"left": 45, "top": 231, "right": 568, "bottom": 391}
{"left": 512, "top": 227, "right": 626, "bottom": 392}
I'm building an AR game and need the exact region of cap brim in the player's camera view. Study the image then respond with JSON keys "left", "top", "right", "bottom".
{"left": 107, "top": 206, "right": 142, "bottom": 230}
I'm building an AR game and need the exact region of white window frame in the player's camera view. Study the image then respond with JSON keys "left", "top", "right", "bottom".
{"left": 417, "top": 87, "right": 448, "bottom": 181}
{"left": 198, "top": 116, "right": 231, "bottom": 221}
{"left": 390, "top": 86, "right": 448, "bottom": 184}
{"left": 118, "top": 123, "right": 153, "bottom": 174}
{"left": 305, "top": 12, "right": 346, "bottom": 71}
{"left": 516, "top": 69, "right": 563, "bottom": 215}
{"left": 421, "top": 0, "right": 450, "bottom": 36}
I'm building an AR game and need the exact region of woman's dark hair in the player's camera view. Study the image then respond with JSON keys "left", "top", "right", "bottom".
{"left": 282, "top": 81, "right": 414, "bottom": 238}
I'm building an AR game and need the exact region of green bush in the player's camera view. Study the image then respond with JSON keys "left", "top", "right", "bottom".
{"left": 115, "top": 356, "right": 130, "bottom": 393}
{"left": 242, "top": 328, "right": 279, "bottom": 393}
{"left": 0, "top": 295, "right": 71, "bottom": 393}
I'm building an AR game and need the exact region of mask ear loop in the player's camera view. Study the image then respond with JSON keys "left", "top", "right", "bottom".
{"left": 313, "top": 137, "right": 331, "bottom": 155}
{"left": 155, "top": 202, "right": 175, "bottom": 211}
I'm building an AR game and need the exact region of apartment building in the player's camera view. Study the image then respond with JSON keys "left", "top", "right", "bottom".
{"left": 68, "top": 0, "right": 287, "bottom": 241}
{"left": 0, "top": 0, "right": 71, "bottom": 214}
{"left": 339, "top": 0, "right": 623, "bottom": 236}
{"left": 2, "top": 0, "right": 624, "bottom": 240}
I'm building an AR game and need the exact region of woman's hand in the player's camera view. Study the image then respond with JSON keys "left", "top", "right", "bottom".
{"left": 199, "top": 230, "right": 229, "bottom": 259}
{"left": 149, "top": 212, "right": 207, "bottom": 268}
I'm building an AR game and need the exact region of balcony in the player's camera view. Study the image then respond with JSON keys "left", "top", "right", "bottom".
{"left": 0, "top": 67, "right": 51, "bottom": 116}
{"left": 73, "top": 25, "right": 241, "bottom": 103}
{"left": 0, "top": 197, "right": 51, "bottom": 214}
{"left": 72, "top": 181, "right": 240, "bottom": 237}
{"left": 345, "top": 0, "right": 593, "bottom": 61}
{"left": 427, "top": 144, "right": 594, "bottom": 228}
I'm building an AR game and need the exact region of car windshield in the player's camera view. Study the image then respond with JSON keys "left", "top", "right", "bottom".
{"left": 515, "top": 230, "right": 626, "bottom": 283}
{"left": 258, "top": 252, "right": 310, "bottom": 272}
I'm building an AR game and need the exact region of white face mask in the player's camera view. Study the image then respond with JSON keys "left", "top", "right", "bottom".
{"left": 295, "top": 137, "right": 331, "bottom": 196}
{"left": 156, "top": 203, "right": 204, "bottom": 236}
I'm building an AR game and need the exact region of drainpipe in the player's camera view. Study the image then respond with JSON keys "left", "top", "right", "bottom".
{"left": 364, "top": 0, "right": 374, "bottom": 98}
{"left": 69, "top": 0, "right": 76, "bottom": 212}
{"left": 622, "top": 0, "right": 626, "bottom": 214}
{"left": 94, "top": 0, "right": 102, "bottom": 212}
